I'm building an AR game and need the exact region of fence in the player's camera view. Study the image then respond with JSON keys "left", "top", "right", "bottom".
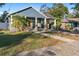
{"left": 0, "top": 22, "right": 8, "bottom": 29}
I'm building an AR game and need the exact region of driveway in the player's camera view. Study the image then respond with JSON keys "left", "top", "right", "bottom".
{"left": 17, "top": 41, "right": 79, "bottom": 56}
{"left": 16, "top": 32, "right": 79, "bottom": 56}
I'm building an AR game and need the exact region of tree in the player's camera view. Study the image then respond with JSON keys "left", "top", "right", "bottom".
{"left": 71, "top": 3, "right": 79, "bottom": 17}
{"left": 66, "top": 13, "right": 74, "bottom": 18}
{"left": 13, "top": 15, "right": 29, "bottom": 31}
{"left": 48, "top": 3, "right": 69, "bottom": 18}
{"left": 40, "top": 4, "right": 48, "bottom": 13}
{"left": 0, "top": 11, "right": 8, "bottom": 22}
{"left": 0, "top": 3, "right": 5, "bottom": 22}
{"left": 72, "top": 3, "right": 79, "bottom": 10}
{"left": 55, "top": 18, "right": 61, "bottom": 30}
{"left": 48, "top": 3, "right": 69, "bottom": 30}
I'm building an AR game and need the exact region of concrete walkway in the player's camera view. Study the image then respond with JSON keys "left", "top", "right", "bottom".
{"left": 35, "top": 32, "right": 76, "bottom": 43}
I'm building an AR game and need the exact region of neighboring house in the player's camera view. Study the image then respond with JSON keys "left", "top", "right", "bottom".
{"left": 67, "top": 18, "right": 79, "bottom": 27}
{"left": 61, "top": 18, "right": 79, "bottom": 31}
{"left": 8, "top": 7, "right": 54, "bottom": 32}
{"left": 61, "top": 19, "right": 71, "bottom": 30}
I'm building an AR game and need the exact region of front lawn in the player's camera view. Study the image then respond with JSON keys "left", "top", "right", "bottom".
{"left": 0, "top": 31, "right": 62, "bottom": 56}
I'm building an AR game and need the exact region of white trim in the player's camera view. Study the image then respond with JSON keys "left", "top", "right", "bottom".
{"left": 44, "top": 18, "right": 47, "bottom": 31}
{"left": 34, "top": 17, "right": 38, "bottom": 31}
{"left": 9, "top": 15, "right": 13, "bottom": 31}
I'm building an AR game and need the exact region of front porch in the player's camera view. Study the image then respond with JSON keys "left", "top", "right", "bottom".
{"left": 27, "top": 17, "right": 53, "bottom": 32}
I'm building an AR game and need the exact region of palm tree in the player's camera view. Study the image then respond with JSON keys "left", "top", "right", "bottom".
{"left": 12, "top": 15, "right": 29, "bottom": 31}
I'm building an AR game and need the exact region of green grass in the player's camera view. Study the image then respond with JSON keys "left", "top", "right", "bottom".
{"left": 0, "top": 31, "right": 62, "bottom": 56}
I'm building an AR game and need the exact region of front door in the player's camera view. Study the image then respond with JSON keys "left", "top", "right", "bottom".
{"left": 37, "top": 18, "right": 44, "bottom": 31}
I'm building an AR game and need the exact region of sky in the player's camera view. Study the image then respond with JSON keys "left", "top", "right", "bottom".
{"left": 0, "top": 3, "right": 75, "bottom": 15}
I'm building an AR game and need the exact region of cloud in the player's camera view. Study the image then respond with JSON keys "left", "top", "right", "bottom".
{"left": 0, "top": 11, "right": 3, "bottom": 16}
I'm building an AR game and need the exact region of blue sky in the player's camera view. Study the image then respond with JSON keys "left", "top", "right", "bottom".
{"left": 0, "top": 3, "right": 74, "bottom": 14}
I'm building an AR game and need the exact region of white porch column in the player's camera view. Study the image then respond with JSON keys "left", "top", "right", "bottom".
{"left": 44, "top": 18, "right": 47, "bottom": 31}
{"left": 34, "top": 17, "right": 38, "bottom": 31}
{"left": 9, "top": 15, "right": 13, "bottom": 31}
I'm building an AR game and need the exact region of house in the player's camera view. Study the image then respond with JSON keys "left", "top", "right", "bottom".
{"left": 67, "top": 18, "right": 79, "bottom": 27}
{"left": 61, "top": 18, "right": 79, "bottom": 31}
{"left": 8, "top": 7, "right": 54, "bottom": 32}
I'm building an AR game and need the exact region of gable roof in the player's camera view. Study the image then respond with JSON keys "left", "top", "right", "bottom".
{"left": 11, "top": 7, "right": 32, "bottom": 15}
{"left": 10, "top": 7, "right": 54, "bottom": 19}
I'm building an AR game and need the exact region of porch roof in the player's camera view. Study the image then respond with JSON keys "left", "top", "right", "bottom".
{"left": 62, "top": 18, "right": 79, "bottom": 23}
{"left": 68, "top": 18, "right": 79, "bottom": 22}
{"left": 10, "top": 7, "right": 54, "bottom": 19}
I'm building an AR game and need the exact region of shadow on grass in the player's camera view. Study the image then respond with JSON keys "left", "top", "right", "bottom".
{"left": 0, "top": 32, "right": 33, "bottom": 48}
{"left": 0, "top": 32, "right": 4, "bottom": 34}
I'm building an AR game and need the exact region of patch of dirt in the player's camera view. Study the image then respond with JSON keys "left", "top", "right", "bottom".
{"left": 44, "top": 50, "right": 56, "bottom": 56}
